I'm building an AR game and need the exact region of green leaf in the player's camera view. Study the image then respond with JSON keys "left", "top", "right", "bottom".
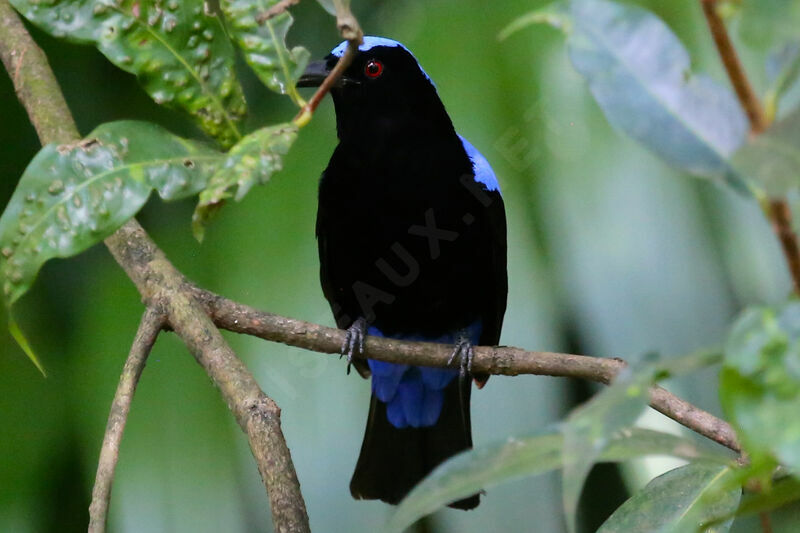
{"left": 498, "top": 2, "right": 572, "bottom": 41}
{"left": 192, "top": 123, "right": 298, "bottom": 240}
{"left": 731, "top": 475, "right": 800, "bottom": 520}
{"left": 732, "top": 109, "right": 800, "bottom": 198}
{"left": 10, "top": 0, "right": 246, "bottom": 148}
{"left": 387, "top": 427, "right": 731, "bottom": 532}
{"left": 738, "top": 0, "right": 800, "bottom": 51}
{"left": 720, "top": 302, "right": 800, "bottom": 480}
{"left": 221, "top": 0, "right": 310, "bottom": 106}
{"left": 0, "top": 121, "right": 221, "bottom": 307}
{"left": 765, "top": 42, "right": 800, "bottom": 120}
{"left": 598, "top": 463, "right": 740, "bottom": 533}
{"left": 524, "top": 0, "right": 750, "bottom": 192}
{"left": 562, "top": 363, "right": 653, "bottom": 533}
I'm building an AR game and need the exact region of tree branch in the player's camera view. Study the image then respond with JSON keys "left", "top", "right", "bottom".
{"left": 89, "top": 308, "right": 164, "bottom": 533}
{"left": 0, "top": 3, "right": 310, "bottom": 531}
{"left": 193, "top": 288, "right": 741, "bottom": 453}
{"left": 0, "top": 0, "right": 79, "bottom": 144}
{"left": 700, "top": 0, "right": 800, "bottom": 295}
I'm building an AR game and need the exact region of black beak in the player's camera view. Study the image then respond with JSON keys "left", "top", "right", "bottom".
{"left": 297, "top": 60, "right": 330, "bottom": 88}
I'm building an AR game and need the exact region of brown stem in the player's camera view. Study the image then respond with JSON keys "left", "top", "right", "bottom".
{"left": 194, "top": 289, "right": 741, "bottom": 452}
{"left": 700, "top": 0, "right": 768, "bottom": 134}
{"left": 0, "top": 3, "right": 310, "bottom": 531}
{"left": 256, "top": 0, "right": 301, "bottom": 24}
{"left": 700, "top": 0, "right": 800, "bottom": 295}
{"left": 293, "top": 3, "right": 362, "bottom": 123}
{"left": 88, "top": 308, "right": 164, "bottom": 533}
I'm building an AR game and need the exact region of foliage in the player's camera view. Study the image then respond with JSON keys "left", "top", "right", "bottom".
{"left": 3, "top": 0, "right": 800, "bottom": 531}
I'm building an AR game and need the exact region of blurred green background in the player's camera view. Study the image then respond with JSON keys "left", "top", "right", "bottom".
{"left": 0, "top": 0, "right": 793, "bottom": 531}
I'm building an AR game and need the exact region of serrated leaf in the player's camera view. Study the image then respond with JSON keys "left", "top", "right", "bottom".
{"left": 532, "top": 0, "right": 750, "bottom": 192}
{"left": 192, "top": 123, "right": 297, "bottom": 240}
{"left": 498, "top": 2, "right": 572, "bottom": 41}
{"left": 562, "top": 363, "right": 653, "bottom": 533}
{"left": 0, "top": 120, "right": 221, "bottom": 307}
{"left": 732, "top": 108, "right": 800, "bottom": 198}
{"left": 598, "top": 463, "right": 740, "bottom": 533}
{"left": 10, "top": 0, "right": 246, "bottom": 147}
{"left": 387, "top": 427, "right": 731, "bottom": 533}
{"left": 221, "top": 0, "right": 309, "bottom": 106}
{"left": 720, "top": 302, "right": 800, "bottom": 481}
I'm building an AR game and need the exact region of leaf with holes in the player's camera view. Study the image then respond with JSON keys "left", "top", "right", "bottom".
{"left": 387, "top": 427, "right": 731, "bottom": 532}
{"left": 0, "top": 120, "right": 221, "bottom": 307}
{"left": 221, "top": 0, "right": 309, "bottom": 106}
{"left": 193, "top": 123, "right": 297, "bottom": 240}
{"left": 598, "top": 463, "right": 740, "bottom": 533}
{"left": 10, "top": 0, "right": 246, "bottom": 147}
{"left": 516, "top": 0, "right": 751, "bottom": 193}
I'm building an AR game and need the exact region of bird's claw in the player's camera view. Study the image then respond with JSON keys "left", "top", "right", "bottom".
{"left": 448, "top": 334, "right": 474, "bottom": 379}
{"left": 341, "top": 317, "right": 367, "bottom": 375}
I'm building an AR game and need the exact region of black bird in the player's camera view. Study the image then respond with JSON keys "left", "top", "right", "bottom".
{"left": 299, "top": 36, "right": 507, "bottom": 509}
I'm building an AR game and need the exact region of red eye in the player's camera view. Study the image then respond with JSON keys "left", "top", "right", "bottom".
{"left": 364, "top": 59, "right": 384, "bottom": 79}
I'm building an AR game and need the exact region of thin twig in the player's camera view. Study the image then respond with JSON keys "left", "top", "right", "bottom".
{"left": 700, "top": 0, "right": 800, "bottom": 296}
{"left": 256, "top": 0, "right": 300, "bottom": 24}
{"left": 194, "top": 288, "right": 741, "bottom": 452}
{"left": 700, "top": 0, "right": 768, "bottom": 134}
{"left": 88, "top": 308, "right": 164, "bottom": 533}
{"left": 293, "top": 4, "right": 362, "bottom": 124}
{"left": 105, "top": 222, "right": 311, "bottom": 533}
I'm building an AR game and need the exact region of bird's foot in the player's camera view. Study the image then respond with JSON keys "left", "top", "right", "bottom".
{"left": 447, "top": 331, "right": 474, "bottom": 379}
{"left": 341, "top": 317, "right": 368, "bottom": 375}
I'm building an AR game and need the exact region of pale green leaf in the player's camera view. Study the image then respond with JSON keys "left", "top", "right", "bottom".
{"left": 720, "top": 302, "right": 800, "bottom": 480}
{"left": 562, "top": 363, "right": 652, "bottom": 533}
{"left": 733, "top": 108, "right": 800, "bottom": 197}
{"left": 387, "top": 427, "right": 731, "bottom": 533}
{"left": 738, "top": 0, "right": 800, "bottom": 51}
{"left": 598, "top": 463, "right": 740, "bottom": 533}
{"left": 10, "top": 0, "right": 246, "bottom": 147}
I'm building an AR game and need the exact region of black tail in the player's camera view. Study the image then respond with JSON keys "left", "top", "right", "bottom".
{"left": 349, "top": 376, "right": 479, "bottom": 509}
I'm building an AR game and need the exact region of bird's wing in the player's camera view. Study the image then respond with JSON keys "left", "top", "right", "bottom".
{"left": 459, "top": 136, "right": 508, "bottom": 388}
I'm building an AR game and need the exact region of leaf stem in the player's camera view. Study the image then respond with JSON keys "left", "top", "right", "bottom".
{"left": 700, "top": 0, "right": 800, "bottom": 296}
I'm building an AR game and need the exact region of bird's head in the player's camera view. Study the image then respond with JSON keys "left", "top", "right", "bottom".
{"left": 298, "top": 36, "right": 454, "bottom": 142}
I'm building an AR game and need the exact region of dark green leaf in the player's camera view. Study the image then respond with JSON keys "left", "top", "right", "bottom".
{"left": 731, "top": 475, "right": 800, "bottom": 521}
{"left": 720, "top": 302, "right": 800, "bottom": 479}
{"left": 517, "top": 0, "right": 750, "bottom": 192}
{"left": 598, "top": 463, "right": 740, "bottom": 533}
{"left": 732, "top": 109, "right": 800, "bottom": 197}
{"left": 388, "top": 427, "right": 730, "bottom": 533}
{"left": 11, "top": 0, "right": 246, "bottom": 147}
{"left": 221, "top": 0, "right": 309, "bottom": 105}
{"left": 0, "top": 120, "right": 221, "bottom": 307}
{"left": 192, "top": 123, "right": 298, "bottom": 240}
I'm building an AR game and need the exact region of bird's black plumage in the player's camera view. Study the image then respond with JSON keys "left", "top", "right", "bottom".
{"left": 304, "top": 37, "right": 507, "bottom": 509}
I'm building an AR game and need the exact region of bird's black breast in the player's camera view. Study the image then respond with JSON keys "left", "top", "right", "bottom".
{"left": 316, "top": 133, "right": 506, "bottom": 343}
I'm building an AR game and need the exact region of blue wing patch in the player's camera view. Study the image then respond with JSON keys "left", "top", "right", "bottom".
{"left": 459, "top": 135, "right": 501, "bottom": 193}
{"left": 367, "top": 323, "right": 481, "bottom": 429}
